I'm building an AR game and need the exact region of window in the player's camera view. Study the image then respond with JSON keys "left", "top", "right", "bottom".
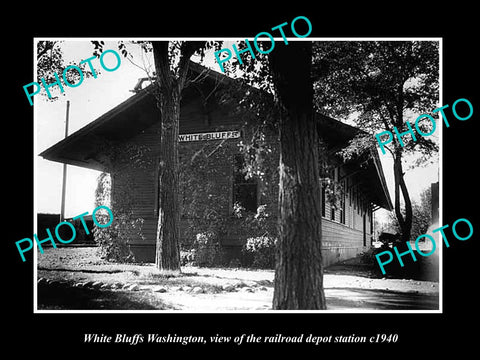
{"left": 340, "top": 180, "right": 346, "bottom": 224}
{"left": 233, "top": 155, "right": 257, "bottom": 212}
{"left": 330, "top": 171, "right": 335, "bottom": 221}
{"left": 353, "top": 189, "right": 356, "bottom": 210}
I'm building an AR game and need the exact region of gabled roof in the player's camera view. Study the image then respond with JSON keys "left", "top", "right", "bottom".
{"left": 39, "top": 61, "right": 236, "bottom": 170}
{"left": 40, "top": 61, "right": 392, "bottom": 211}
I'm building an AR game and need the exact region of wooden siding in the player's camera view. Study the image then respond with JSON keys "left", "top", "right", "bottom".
{"left": 321, "top": 219, "right": 366, "bottom": 267}
{"left": 111, "top": 123, "right": 160, "bottom": 246}
{"left": 320, "top": 166, "right": 373, "bottom": 266}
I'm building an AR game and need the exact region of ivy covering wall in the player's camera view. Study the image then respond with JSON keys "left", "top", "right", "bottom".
{"left": 91, "top": 121, "right": 344, "bottom": 267}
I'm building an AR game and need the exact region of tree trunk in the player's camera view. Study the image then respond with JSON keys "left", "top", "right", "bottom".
{"left": 152, "top": 42, "right": 181, "bottom": 271}
{"left": 393, "top": 150, "right": 413, "bottom": 243}
{"left": 270, "top": 42, "right": 326, "bottom": 310}
{"left": 152, "top": 42, "right": 180, "bottom": 270}
{"left": 155, "top": 90, "right": 182, "bottom": 270}
{"left": 151, "top": 41, "right": 205, "bottom": 271}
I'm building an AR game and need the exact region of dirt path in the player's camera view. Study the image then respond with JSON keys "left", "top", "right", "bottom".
{"left": 36, "top": 247, "right": 439, "bottom": 311}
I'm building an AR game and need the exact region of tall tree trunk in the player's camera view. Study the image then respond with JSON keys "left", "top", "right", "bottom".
{"left": 155, "top": 96, "right": 182, "bottom": 270}
{"left": 393, "top": 149, "right": 413, "bottom": 243}
{"left": 270, "top": 42, "right": 326, "bottom": 310}
{"left": 151, "top": 41, "right": 205, "bottom": 271}
{"left": 152, "top": 42, "right": 181, "bottom": 270}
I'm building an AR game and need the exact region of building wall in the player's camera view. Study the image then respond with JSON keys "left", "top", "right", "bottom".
{"left": 110, "top": 124, "right": 160, "bottom": 253}
{"left": 321, "top": 218, "right": 366, "bottom": 266}
{"left": 319, "top": 166, "right": 373, "bottom": 266}
{"left": 106, "top": 89, "right": 375, "bottom": 265}
{"left": 109, "top": 135, "right": 373, "bottom": 266}
{"left": 109, "top": 85, "right": 248, "bottom": 262}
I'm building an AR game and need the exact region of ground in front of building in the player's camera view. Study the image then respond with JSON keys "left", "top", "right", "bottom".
{"left": 36, "top": 247, "right": 439, "bottom": 311}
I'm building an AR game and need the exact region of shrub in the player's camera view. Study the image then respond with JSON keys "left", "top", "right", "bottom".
{"left": 94, "top": 170, "right": 147, "bottom": 263}
{"left": 228, "top": 258, "right": 242, "bottom": 268}
{"left": 93, "top": 213, "right": 143, "bottom": 263}
{"left": 180, "top": 248, "right": 196, "bottom": 266}
{"left": 192, "top": 231, "right": 225, "bottom": 267}
{"left": 242, "top": 235, "right": 277, "bottom": 269}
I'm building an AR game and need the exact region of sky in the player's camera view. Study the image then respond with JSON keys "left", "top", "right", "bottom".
{"left": 36, "top": 40, "right": 148, "bottom": 217}
{"left": 35, "top": 39, "right": 440, "bottom": 223}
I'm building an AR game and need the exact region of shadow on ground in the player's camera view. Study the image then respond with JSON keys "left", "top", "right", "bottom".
{"left": 37, "top": 280, "right": 439, "bottom": 311}
{"left": 326, "top": 287, "right": 438, "bottom": 310}
{"left": 37, "top": 281, "right": 173, "bottom": 310}
{"left": 326, "top": 251, "right": 439, "bottom": 282}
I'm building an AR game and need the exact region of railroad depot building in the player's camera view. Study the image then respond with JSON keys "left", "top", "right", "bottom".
{"left": 40, "top": 62, "right": 392, "bottom": 266}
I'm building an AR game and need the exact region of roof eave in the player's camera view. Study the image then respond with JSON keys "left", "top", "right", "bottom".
{"left": 370, "top": 148, "right": 393, "bottom": 211}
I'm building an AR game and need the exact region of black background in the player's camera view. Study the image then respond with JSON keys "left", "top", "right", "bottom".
{"left": 6, "top": 5, "right": 478, "bottom": 355}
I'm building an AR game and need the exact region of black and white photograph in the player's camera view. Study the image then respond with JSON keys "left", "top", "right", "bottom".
{"left": 7, "top": 8, "right": 478, "bottom": 355}
{"left": 34, "top": 38, "right": 441, "bottom": 313}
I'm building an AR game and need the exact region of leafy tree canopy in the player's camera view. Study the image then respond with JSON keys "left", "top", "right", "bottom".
{"left": 313, "top": 41, "right": 439, "bottom": 158}
{"left": 36, "top": 41, "right": 97, "bottom": 100}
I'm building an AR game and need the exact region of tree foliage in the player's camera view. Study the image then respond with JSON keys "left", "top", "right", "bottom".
{"left": 92, "top": 139, "right": 155, "bottom": 262}
{"left": 93, "top": 171, "right": 144, "bottom": 262}
{"left": 389, "top": 186, "right": 433, "bottom": 241}
{"left": 36, "top": 41, "right": 97, "bottom": 100}
{"left": 313, "top": 41, "right": 439, "bottom": 243}
{"left": 313, "top": 41, "right": 439, "bottom": 156}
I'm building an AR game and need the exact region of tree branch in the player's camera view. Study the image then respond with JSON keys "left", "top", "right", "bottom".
{"left": 37, "top": 41, "right": 56, "bottom": 60}
{"left": 152, "top": 41, "right": 172, "bottom": 90}
{"left": 176, "top": 41, "right": 206, "bottom": 90}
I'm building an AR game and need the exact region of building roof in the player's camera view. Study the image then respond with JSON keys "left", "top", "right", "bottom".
{"left": 315, "top": 114, "right": 392, "bottom": 210}
{"left": 40, "top": 61, "right": 392, "bottom": 211}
